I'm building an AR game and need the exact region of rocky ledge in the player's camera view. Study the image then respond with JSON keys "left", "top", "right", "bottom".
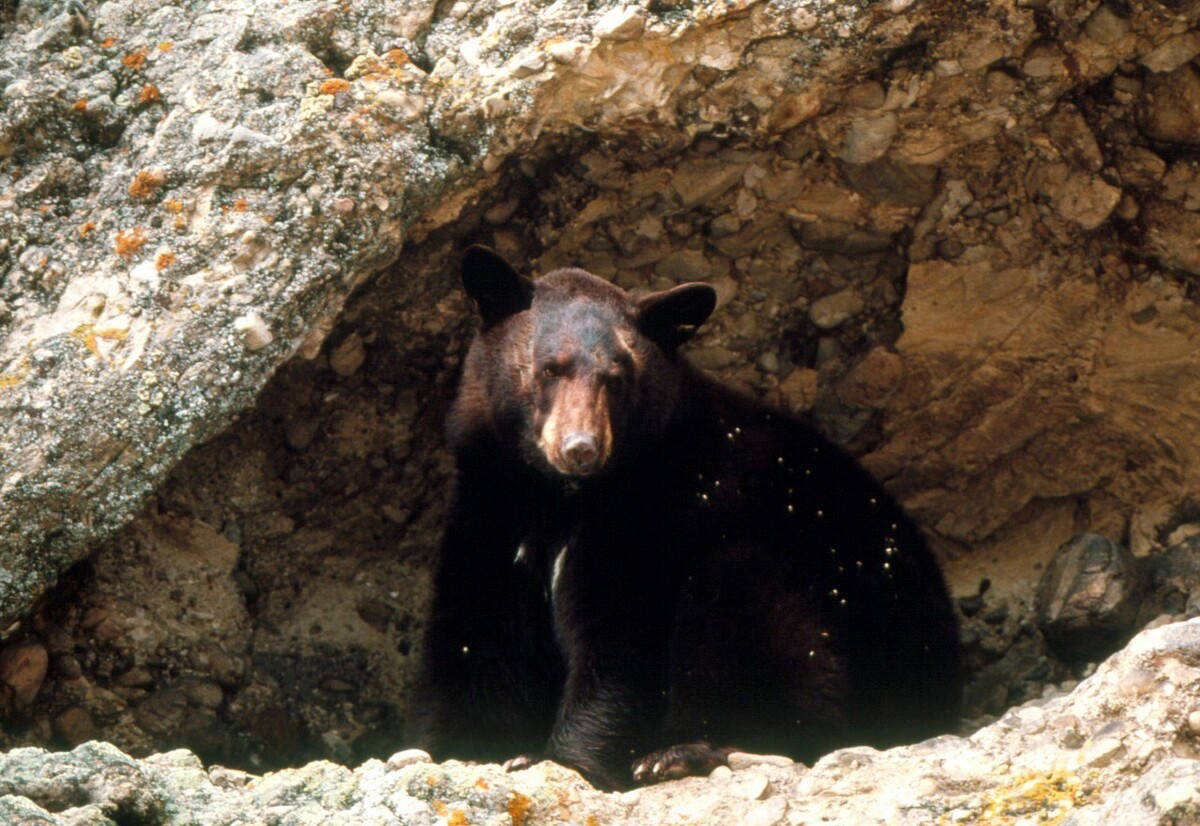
{"left": 2, "top": 617, "right": 1199, "bottom": 825}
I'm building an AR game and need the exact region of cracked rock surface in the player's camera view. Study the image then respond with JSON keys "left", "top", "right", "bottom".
{"left": 2, "top": 619, "right": 1200, "bottom": 825}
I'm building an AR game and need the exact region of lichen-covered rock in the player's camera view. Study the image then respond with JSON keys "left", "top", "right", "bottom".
{"left": 4, "top": 618, "right": 1200, "bottom": 825}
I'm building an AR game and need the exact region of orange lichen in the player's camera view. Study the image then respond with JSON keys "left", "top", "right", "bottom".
{"left": 155, "top": 251, "right": 176, "bottom": 270}
{"left": 0, "top": 374, "right": 20, "bottom": 389}
{"left": 507, "top": 792, "right": 533, "bottom": 826}
{"left": 139, "top": 84, "right": 161, "bottom": 104}
{"left": 384, "top": 48, "right": 411, "bottom": 66}
{"left": 233, "top": 198, "right": 248, "bottom": 212}
{"left": 158, "top": 41, "right": 173, "bottom": 52}
{"left": 79, "top": 220, "right": 96, "bottom": 238}
{"left": 586, "top": 817, "right": 600, "bottom": 826}
{"left": 114, "top": 227, "right": 147, "bottom": 260}
{"left": 447, "top": 810, "right": 469, "bottom": 826}
{"left": 122, "top": 50, "right": 147, "bottom": 70}
{"left": 164, "top": 199, "right": 183, "bottom": 213}
{"left": 319, "top": 78, "right": 350, "bottom": 95}
{"left": 474, "top": 778, "right": 489, "bottom": 790}
{"left": 129, "top": 169, "right": 165, "bottom": 199}
{"left": 73, "top": 98, "right": 87, "bottom": 111}
{"left": 100, "top": 36, "right": 117, "bottom": 48}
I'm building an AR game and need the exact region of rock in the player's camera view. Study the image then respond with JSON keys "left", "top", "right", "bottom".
{"left": 594, "top": 6, "right": 645, "bottom": 41}
{"left": 809, "top": 289, "right": 864, "bottom": 330}
{"left": 1140, "top": 32, "right": 1200, "bottom": 74}
{"left": 839, "top": 112, "right": 897, "bottom": 165}
{"left": 1046, "top": 105, "right": 1103, "bottom": 173}
{"left": 1031, "top": 163, "right": 1122, "bottom": 230}
{"left": 778, "top": 368, "right": 819, "bottom": 413}
{"left": 654, "top": 249, "right": 711, "bottom": 282}
{"left": 1141, "top": 200, "right": 1200, "bottom": 275}
{"left": 1036, "top": 534, "right": 1145, "bottom": 662}
{"left": 0, "top": 642, "right": 48, "bottom": 710}
{"left": 1140, "top": 64, "right": 1200, "bottom": 144}
{"left": 670, "top": 159, "right": 745, "bottom": 209}
{"left": 2, "top": 620, "right": 1200, "bottom": 823}
{"left": 841, "top": 156, "right": 940, "bottom": 207}
{"left": 329, "top": 333, "right": 366, "bottom": 377}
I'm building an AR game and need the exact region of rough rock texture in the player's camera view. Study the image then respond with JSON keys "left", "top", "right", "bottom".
{"left": 3, "top": 618, "right": 1200, "bottom": 825}
{"left": 4, "top": 0, "right": 1200, "bottom": 782}
{"left": 1036, "top": 533, "right": 1146, "bottom": 662}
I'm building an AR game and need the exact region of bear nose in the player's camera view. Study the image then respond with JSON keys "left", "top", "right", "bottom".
{"left": 561, "top": 433, "right": 599, "bottom": 474}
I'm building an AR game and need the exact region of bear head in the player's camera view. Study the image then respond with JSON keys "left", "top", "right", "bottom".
{"left": 448, "top": 246, "right": 717, "bottom": 478}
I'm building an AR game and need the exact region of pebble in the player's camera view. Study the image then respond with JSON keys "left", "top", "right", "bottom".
{"left": 233, "top": 312, "right": 273, "bottom": 351}
{"left": 727, "top": 752, "right": 796, "bottom": 770}
{"left": 809, "top": 289, "right": 864, "bottom": 330}
{"left": 386, "top": 748, "right": 432, "bottom": 769}
{"left": 0, "top": 642, "right": 49, "bottom": 708}
{"left": 329, "top": 333, "right": 366, "bottom": 376}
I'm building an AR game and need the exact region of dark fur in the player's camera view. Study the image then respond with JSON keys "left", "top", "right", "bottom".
{"left": 407, "top": 247, "right": 962, "bottom": 790}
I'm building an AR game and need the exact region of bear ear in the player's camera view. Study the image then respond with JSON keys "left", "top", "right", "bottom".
{"left": 635, "top": 282, "right": 718, "bottom": 349}
{"left": 461, "top": 245, "right": 535, "bottom": 326}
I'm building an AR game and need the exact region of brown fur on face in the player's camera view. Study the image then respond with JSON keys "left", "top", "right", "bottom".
{"left": 536, "top": 369, "right": 615, "bottom": 476}
{"left": 449, "top": 253, "right": 713, "bottom": 477}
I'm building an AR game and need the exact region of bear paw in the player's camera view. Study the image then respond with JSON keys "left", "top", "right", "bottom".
{"left": 631, "top": 742, "right": 731, "bottom": 784}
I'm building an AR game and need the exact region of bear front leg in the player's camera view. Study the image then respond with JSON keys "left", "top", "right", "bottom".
{"left": 408, "top": 498, "right": 562, "bottom": 763}
{"left": 543, "top": 659, "right": 665, "bottom": 790}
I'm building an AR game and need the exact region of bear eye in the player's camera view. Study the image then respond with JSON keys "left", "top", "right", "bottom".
{"left": 540, "top": 362, "right": 564, "bottom": 379}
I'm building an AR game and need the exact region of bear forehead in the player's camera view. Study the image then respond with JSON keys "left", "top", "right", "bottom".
{"left": 530, "top": 268, "right": 637, "bottom": 351}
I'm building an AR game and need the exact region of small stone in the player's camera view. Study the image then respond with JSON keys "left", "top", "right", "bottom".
{"left": 727, "top": 752, "right": 796, "bottom": 770}
{"left": 547, "top": 40, "right": 585, "bottom": 64}
{"left": 1081, "top": 737, "right": 1125, "bottom": 768}
{"left": 0, "top": 641, "right": 49, "bottom": 709}
{"left": 730, "top": 771, "right": 770, "bottom": 800}
{"left": 594, "top": 6, "right": 645, "bottom": 41}
{"left": 1036, "top": 533, "right": 1144, "bottom": 661}
{"left": 654, "top": 250, "right": 710, "bottom": 281}
{"left": 329, "top": 333, "right": 366, "bottom": 376}
{"left": 1187, "top": 710, "right": 1200, "bottom": 734}
{"left": 233, "top": 312, "right": 273, "bottom": 351}
{"left": 386, "top": 748, "right": 432, "bottom": 769}
{"left": 709, "top": 764, "right": 733, "bottom": 780}
{"left": 809, "top": 289, "right": 864, "bottom": 330}
{"left": 1140, "top": 32, "right": 1200, "bottom": 74}
{"left": 52, "top": 705, "right": 95, "bottom": 746}
{"left": 838, "top": 347, "right": 904, "bottom": 408}
{"left": 779, "top": 368, "right": 819, "bottom": 412}
{"left": 710, "top": 213, "right": 741, "bottom": 237}
{"left": 840, "top": 112, "right": 897, "bottom": 164}
{"left": 1141, "top": 64, "right": 1200, "bottom": 145}
{"left": 1083, "top": 5, "right": 1130, "bottom": 45}
{"left": 671, "top": 159, "right": 745, "bottom": 208}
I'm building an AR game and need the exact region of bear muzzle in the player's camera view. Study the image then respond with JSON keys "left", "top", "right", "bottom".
{"left": 560, "top": 432, "right": 601, "bottom": 475}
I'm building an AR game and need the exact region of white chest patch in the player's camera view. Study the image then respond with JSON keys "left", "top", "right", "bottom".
{"left": 551, "top": 544, "right": 569, "bottom": 599}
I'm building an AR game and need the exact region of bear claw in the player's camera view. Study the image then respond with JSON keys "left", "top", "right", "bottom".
{"left": 631, "top": 743, "right": 730, "bottom": 784}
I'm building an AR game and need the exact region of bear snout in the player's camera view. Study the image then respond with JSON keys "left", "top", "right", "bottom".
{"left": 561, "top": 432, "right": 600, "bottom": 474}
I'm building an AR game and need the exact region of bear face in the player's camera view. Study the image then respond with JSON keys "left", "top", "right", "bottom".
{"left": 450, "top": 245, "right": 717, "bottom": 478}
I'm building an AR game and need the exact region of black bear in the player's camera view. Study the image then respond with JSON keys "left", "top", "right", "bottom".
{"left": 407, "top": 246, "right": 961, "bottom": 790}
